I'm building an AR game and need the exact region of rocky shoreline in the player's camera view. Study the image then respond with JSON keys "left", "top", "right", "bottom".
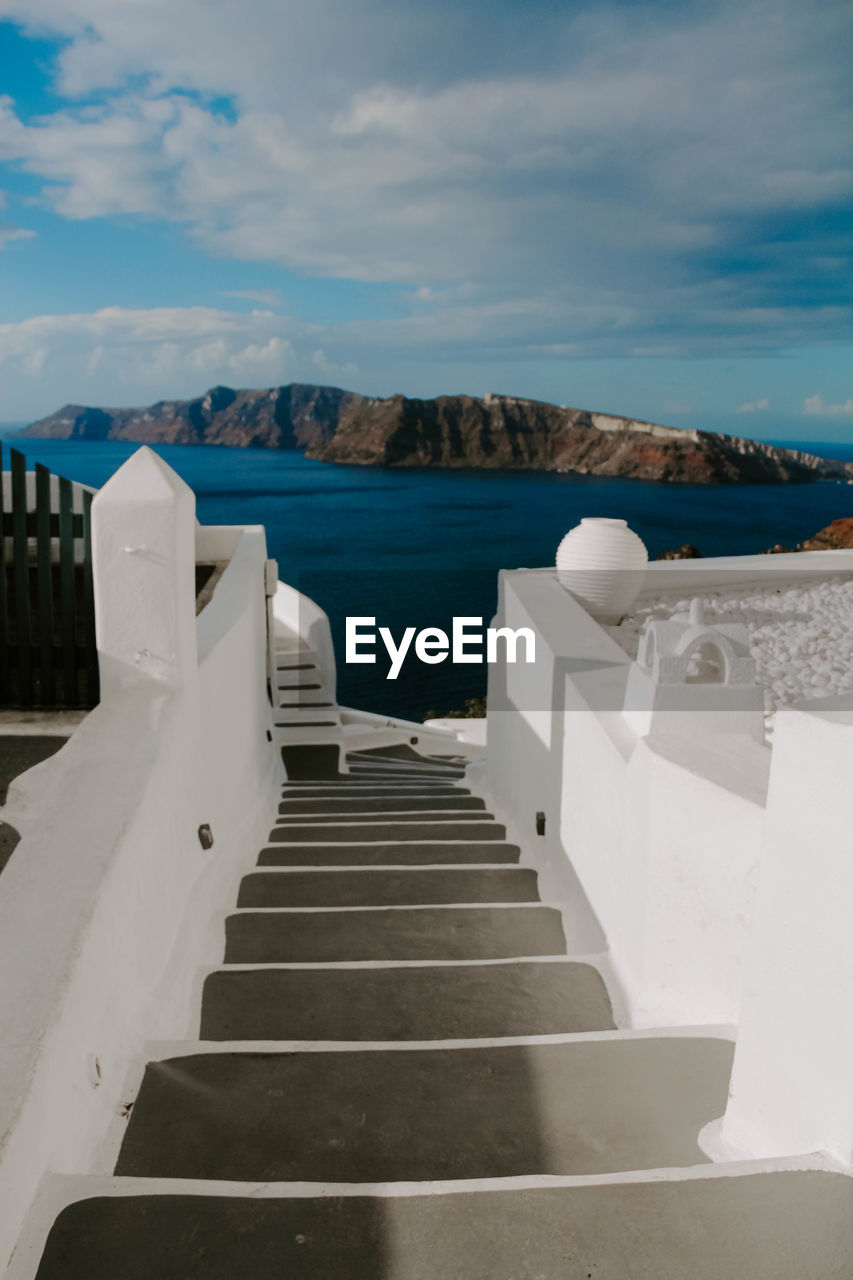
{"left": 656, "top": 517, "right": 853, "bottom": 558}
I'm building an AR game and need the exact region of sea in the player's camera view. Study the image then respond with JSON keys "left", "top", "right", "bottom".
{"left": 3, "top": 432, "right": 853, "bottom": 721}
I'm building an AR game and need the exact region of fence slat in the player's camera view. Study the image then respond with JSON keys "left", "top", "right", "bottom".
{"left": 1, "top": 453, "right": 98, "bottom": 712}
{"left": 35, "top": 462, "right": 55, "bottom": 706}
{"left": 0, "top": 442, "right": 8, "bottom": 702}
{"left": 58, "top": 475, "right": 78, "bottom": 707}
{"left": 11, "top": 449, "right": 33, "bottom": 705}
{"left": 81, "top": 490, "right": 98, "bottom": 705}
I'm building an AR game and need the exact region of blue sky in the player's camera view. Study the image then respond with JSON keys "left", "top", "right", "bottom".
{"left": 0, "top": 0, "right": 850, "bottom": 440}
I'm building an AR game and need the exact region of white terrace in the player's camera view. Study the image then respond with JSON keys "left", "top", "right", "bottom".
{"left": 1, "top": 447, "right": 852, "bottom": 1278}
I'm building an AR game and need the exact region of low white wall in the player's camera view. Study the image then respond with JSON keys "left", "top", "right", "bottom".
{"left": 721, "top": 694, "right": 853, "bottom": 1164}
{"left": 273, "top": 580, "right": 337, "bottom": 697}
{"left": 0, "top": 521, "right": 276, "bottom": 1269}
{"left": 487, "top": 568, "right": 769, "bottom": 1027}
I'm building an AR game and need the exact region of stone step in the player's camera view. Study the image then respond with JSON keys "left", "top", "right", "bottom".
{"left": 276, "top": 670, "right": 323, "bottom": 686}
{"left": 113, "top": 1037, "right": 733, "bottom": 1183}
{"left": 346, "top": 771, "right": 467, "bottom": 783}
{"left": 274, "top": 649, "right": 319, "bottom": 666}
{"left": 277, "top": 690, "right": 333, "bottom": 705}
{"left": 348, "top": 756, "right": 466, "bottom": 772}
{"left": 200, "top": 958, "right": 613, "bottom": 1040}
{"left": 224, "top": 905, "right": 566, "bottom": 962}
{"left": 276, "top": 725, "right": 344, "bottom": 743}
{"left": 280, "top": 784, "right": 471, "bottom": 798}
{"left": 348, "top": 761, "right": 465, "bottom": 776}
{"left": 350, "top": 745, "right": 450, "bottom": 762}
{"left": 274, "top": 813, "right": 496, "bottom": 831}
{"left": 32, "top": 1169, "right": 853, "bottom": 1280}
{"left": 257, "top": 842, "right": 522, "bottom": 866}
{"left": 268, "top": 820, "right": 507, "bottom": 844}
{"left": 236, "top": 867, "right": 539, "bottom": 908}
{"left": 277, "top": 795, "right": 486, "bottom": 815}
{"left": 275, "top": 705, "right": 342, "bottom": 725}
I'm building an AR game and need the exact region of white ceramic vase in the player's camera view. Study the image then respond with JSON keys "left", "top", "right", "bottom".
{"left": 556, "top": 517, "right": 648, "bottom": 623}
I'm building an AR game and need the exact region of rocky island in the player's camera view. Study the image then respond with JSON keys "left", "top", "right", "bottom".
{"left": 20, "top": 384, "right": 852, "bottom": 485}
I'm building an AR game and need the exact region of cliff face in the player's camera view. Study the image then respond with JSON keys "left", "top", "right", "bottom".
{"left": 316, "top": 392, "right": 850, "bottom": 484}
{"left": 21, "top": 384, "right": 852, "bottom": 486}
{"left": 22, "top": 384, "right": 365, "bottom": 451}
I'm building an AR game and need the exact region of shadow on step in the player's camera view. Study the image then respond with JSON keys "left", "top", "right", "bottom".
{"left": 34, "top": 1172, "right": 853, "bottom": 1280}
{"left": 113, "top": 1039, "right": 732, "bottom": 1184}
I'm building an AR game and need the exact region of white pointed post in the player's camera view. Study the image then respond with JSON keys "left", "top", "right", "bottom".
{"left": 91, "top": 447, "right": 197, "bottom": 697}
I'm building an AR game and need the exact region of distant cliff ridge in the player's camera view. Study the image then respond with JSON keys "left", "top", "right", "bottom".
{"left": 20, "top": 384, "right": 852, "bottom": 486}
{"left": 24, "top": 384, "right": 364, "bottom": 452}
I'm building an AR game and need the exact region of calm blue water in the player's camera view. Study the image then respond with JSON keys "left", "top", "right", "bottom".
{"left": 5, "top": 436, "right": 853, "bottom": 719}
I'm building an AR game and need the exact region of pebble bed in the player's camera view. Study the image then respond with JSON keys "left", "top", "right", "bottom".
{"left": 607, "top": 573, "right": 853, "bottom": 730}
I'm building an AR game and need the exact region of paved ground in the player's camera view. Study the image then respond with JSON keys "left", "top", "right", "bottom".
{"left": 0, "top": 734, "right": 67, "bottom": 874}
{"left": 0, "top": 735, "right": 66, "bottom": 805}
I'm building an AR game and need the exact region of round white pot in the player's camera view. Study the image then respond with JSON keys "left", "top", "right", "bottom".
{"left": 556, "top": 517, "right": 648, "bottom": 623}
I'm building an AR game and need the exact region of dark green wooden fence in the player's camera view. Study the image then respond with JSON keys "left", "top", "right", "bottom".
{"left": 0, "top": 444, "right": 99, "bottom": 709}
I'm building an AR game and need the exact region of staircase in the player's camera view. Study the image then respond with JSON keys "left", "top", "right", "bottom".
{"left": 15, "top": 747, "right": 853, "bottom": 1278}
{"left": 271, "top": 618, "right": 344, "bottom": 774}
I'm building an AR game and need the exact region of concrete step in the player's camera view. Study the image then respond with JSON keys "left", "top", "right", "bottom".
{"left": 236, "top": 867, "right": 539, "bottom": 908}
{"left": 257, "top": 842, "right": 522, "bottom": 866}
{"left": 276, "top": 725, "right": 343, "bottom": 742}
{"left": 30, "top": 1169, "right": 853, "bottom": 1280}
{"left": 275, "top": 706, "right": 342, "bottom": 725}
{"left": 351, "top": 745, "right": 452, "bottom": 762}
{"left": 346, "top": 767, "right": 466, "bottom": 779}
{"left": 348, "top": 760, "right": 465, "bottom": 776}
{"left": 274, "top": 813, "right": 496, "bottom": 830}
{"left": 277, "top": 795, "right": 486, "bottom": 815}
{"left": 277, "top": 690, "right": 334, "bottom": 708}
{"left": 268, "top": 820, "right": 507, "bottom": 844}
{"left": 276, "top": 669, "right": 323, "bottom": 685}
{"left": 113, "top": 1037, "right": 733, "bottom": 1182}
{"left": 274, "top": 650, "right": 320, "bottom": 667}
{"left": 280, "top": 784, "right": 471, "bottom": 798}
{"left": 200, "top": 958, "right": 614, "bottom": 1040}
{"left": 348, "top": 748, "right": 467, "bottom": 770}
{"left": 224, "top": 905, "right": 566, "bottom": 962}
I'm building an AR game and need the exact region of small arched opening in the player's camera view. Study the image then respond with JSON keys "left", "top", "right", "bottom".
{"left": 684, "top": 639, "right": 728, "bottom": 684}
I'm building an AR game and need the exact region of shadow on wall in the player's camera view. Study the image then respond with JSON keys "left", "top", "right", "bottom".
{"left": 0, "top": 735, "right": 65, "bottom": 874}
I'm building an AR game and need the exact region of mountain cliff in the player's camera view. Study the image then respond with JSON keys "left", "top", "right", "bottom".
{"left": 23, "top": 384, "right": 364, "bottom": 451}
{"left": 20, "top": 384, "right": 851, "bottom": 486}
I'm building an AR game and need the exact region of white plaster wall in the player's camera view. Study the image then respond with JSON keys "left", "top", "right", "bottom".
{"left": 0, "top": 524, "right": 276, "bottom": 1271}
{"left": 488, "top": 568, "right": 769, "bottom": 1028}
{"left": 273, "top": 580, "right": 337, "bottom": 697}
{"left": 721, "top": 694, "right": 853, "bottom": 1164}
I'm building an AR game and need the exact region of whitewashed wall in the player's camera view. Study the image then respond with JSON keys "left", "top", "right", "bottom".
{"left": 487, "top": 567, "right": 770, "bottom": 1028}
{"left": 720, "top": 692, "right": 853, "bottom": 1165}
{"left": 0, "top": 451, "right": 277, "bottom": 1270}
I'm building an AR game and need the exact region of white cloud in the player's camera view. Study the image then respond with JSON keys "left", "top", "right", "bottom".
{"left": 0, "top": 191, "right": 36, "bottom": 246}
{"left": 804, "top": 394, "right": 853, "bottom": 418}
{"left": 0, "top": 223, "right": 36, "bottom": 248}
{"left": 736, "top": 397, "right": 770, "bottom": 413}
{"left": 0, "top": 0, "right": 849, "bottom": 323}
{"left": 0, "top": 305, "right": 302, "bottom": 399}
{"left": 222, "top": 288, "right": 284, "bottom": 307}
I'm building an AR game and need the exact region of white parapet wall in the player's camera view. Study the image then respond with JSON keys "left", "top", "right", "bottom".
{"left": 487, "top": 565, "right": 773, "bottom": 1027}
{"left": 0, "top": 449, "right": 277, "bottom": 1270}
{"left": 718, "top": 692, "right": 853, "bottom": 1166}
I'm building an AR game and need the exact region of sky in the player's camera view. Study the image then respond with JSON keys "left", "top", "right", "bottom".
{"left": 0, "top": 0, "right": 850, "bottom": 441}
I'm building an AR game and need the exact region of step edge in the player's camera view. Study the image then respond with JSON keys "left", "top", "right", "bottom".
{"left": 227, "top": 902, "right": 561, "bottom": 915}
